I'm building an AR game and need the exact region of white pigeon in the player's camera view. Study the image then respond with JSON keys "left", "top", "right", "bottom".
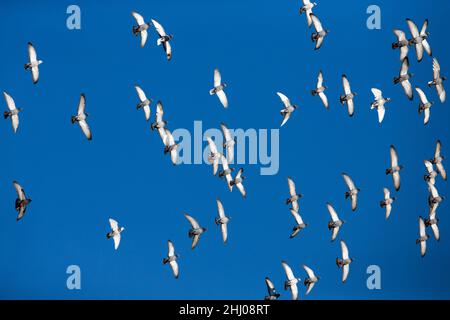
{"left": 107, "top": 218, "right": 124, "bottom": 250}
{"left": 71, "top": 93, "right": 92, "bottom": 140}
{"left": 151, "top": 101, "right": 167, "bottom": 130}
{"left": 131, "top": 11, "right": 151, "bottom": 48}
{"left": 230, "top": 168, "right": 246, "bottom": 198}
{"left": 134, "top": 85, "right": 152, "bottom": 121}
{"left": 392, "top": 29, "right": 409, "bottom": 61}
{"left": 303, "top": 265, "right": 319, "bottom": 295}
{"left": 428, "top": 58, "right": 446, "bottom": 103}
{"left": 424, "top": 160, "right": 437, "bottom": 185}
{"left": 393, "top": 57, "right": 414, "bottom": 100}
{"left": 416, "top": 87, "right": 433, "bottom": 125}
{"left": 327, "top": 203, "right": 344, "bottom": 242}
{"left": 340, "top": 75, "right": 357, "bottom": 117}
{"left": 310, "top": 13, "right": 329, "bottom": 50}
{"left": 162, "top": 129, "right": 179, "bottom": 165}
{"left": 281, "top": 261, "right": 301, "bottom": 300}
{"left": 24, "top": 42, "right": 43, "bottom": 84}
{"left": 342, "top": 173, "right": 360, "bottom": 211}
{"left": 386, "top": 145, "right": 403, "bottom": 191}
{"left": 206, "top": 136, "right": 221, "bottom": 176}
{"left": 185, "top": 213, "right": 207, "bottom": 250}
{"left": 3, "top": 92, "right": 21, "bottom": 133}
{"left": 311, "top": 70, "right": 328, "bottom": 109}
{"left": 277, "top": 92, "right": 298, "bottom": 127}
{"left": 152, "top": 19, "right": 173, "bottom": 60}
{"left": 210, "top": 69, "right": 228, "bottom": 108}
{"left": 215, "top": 198, "right": 230, "bottom": 243}
{"left": 380, "top": 187, "right": 396, "bottom": 220}
{"left": 370, "top": 88, "right": 391, "bottom": 124}
{"left": 336, "top": 240, "right": 353, "bottom": 283}
{"left": 416, "top": 217, "right": 429, "bottom": 257}
{"left": 220, "top": 122, "right": 235, "bottom": 162}
{"left": 406, "top": 18, "right": 432, "bottom": 62}
{"left": 289, "top": 209, "right": 307, "bottom": 239}
{"left": 430, "top": 140, "right": 446, "bottom": 180}
{"left": 286, "top": 177, "right": 302, "bottom": 212}
{"left": 163, "top": 240, "right": 179, "bottom": 279}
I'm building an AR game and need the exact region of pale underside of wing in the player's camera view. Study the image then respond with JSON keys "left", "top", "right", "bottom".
{"left": 319, "top": 92, "right": 328, "bottom": 108}
{"left": 377, "top": 105, "right": 386, "bottom": 123}
{"left": 170, "top": 260, "right": 179, "bottom": 278}
{"left": 11, "top": 115, "right": 19, "bottom": 133}
{"left": 347, "top": 99, "right": 354, "bottom": 116}
{"left": 423, "top": 108, "right": 430, "bottom": 125}
{"left": 109, "top": 218, "right": 119, "bottom": 231}
{"left": 331, "top": 227, "right": 340, "bottom": 241}
{"left": 214, "top": 69, "right": 221, "bottom": 87}
{"left": 290, "top": 284, "right": 298, "bottom": 300}
{"left": 341, "top": 241, "right": 349, "bottom": 259}
{"left": 143, "top": 105, "right": 151, "bottom": 121}
{"left": 151, "top": 19, "right": 166, "bottom": 37}
{"left": 385, "top": 204, "right": 392, "bottom": 219}
{"left": 191, "top": 235, "right": 200, "bottom": 249}
{"left": 401, "top": 80, "right": 413, "bottom": 100}
{"left": 216, "top": 90, "right": 228, "bottom": 108}
{"left": 306, "top": 282, "right": 315, "bottom": 295}
{"left": 132, "top": 11, "right": 145, "bottom": 25}
{"left": 221, "top": 223, "right": 228, "bottom": 243}
{"left": 280, "top": 112, "right": 291, "bottom": 127}
{"left": 436, "top": 162, "right": 447, "bottom": 180}
{"left": 342, "top": 264, "right": 349, "bottom": 282}
{"left": 79, "top": 120, "right": 92, "bottom": 140}
{"left": 393, "top": 171, "right": 401, "bottom": 191}
{"left": 168, "top": 240, "right": 175, "bottom": 256}
{"left": 113, "top": 234, "right": 121, "bottom": 250}
{"left": 185, "top": 214, "right": 200, "bottom": 229}
{"left": 327, "top": 203, "right": 339, "bottom": 222}
{"left": 236, "top": 183, "right": 246, "bottom": 198}
{"left": 140, "top": 30, "right": 148, "bottom": 48}
{"left": 282, "top": 261, "right": 295, "bottom": 280}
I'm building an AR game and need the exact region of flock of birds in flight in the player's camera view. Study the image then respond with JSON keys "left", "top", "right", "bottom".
{"left": 2, "top": 1, "right": 448, "bottom": 300}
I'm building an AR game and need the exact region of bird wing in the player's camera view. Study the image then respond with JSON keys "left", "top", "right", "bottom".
{"left": 191, "top": 234, "right": 200, "bottom": 250}
{"left": 406, "top": 19, "right": 420, "bottom": 38}
{"left": 131, "top": 11, "right": 145, "bottom": 25}
{"left": 11, "top": 115, "right": 19, "bottom": 133}
{"left": 163, "top": 40, "right": 172, "bottom": 60}
{"left": 280, "top": 112, "right": 291, "bottom": 127}
{"left": 371, "top": 88, "right": 383, "bottom": 100}
{"left": 135, "top": 85, "right": 148, "bottom": 102}
{"left": 428, "top": 182, "right": 439, "bottom": 198}
{"left": 401, "top": 80, "right": 413, "bottom": 100}
{"left": 400, "top": 46, "right": 409, "bottom": 61}
{"left": 221, "top": 223, "right": 228, "bottom": 243}
{"left": 347, "top": 99, "right": 354, "bottom": 117}
{"left": 303, "top": 265, "right": 315, "bottom": 279}
{"left": 433, "top": 58, "right": 441, "bottom": 80}
{"left": 109, "top": 218, "right": 119, "bottom": 232}
{"left": 383, "top": 187, "right": 390, "bottom": 200}
{"left": 310, "top": 13, "right": 323, "bottom": 32}
{"left": 143, "top": 105, "right": 151, "bottom": 121}
{"left": 420, "top": 241, "right": 426, "bottom": 257}
{"left": 342, "top": 173, "right": 356, "bottom": 190}
{"left": 113, "top": 234, "right": 121, "bottom": 250}
{"left": 13, "top": 181, "right": 26, "bottom": 200}
{"left": 207, "top": 136, "right": 219, "bottom": 154}
{"left": 415, "top": 87, "right": 429, "bottom": 104}
{"left": 184, "top": 213, "right": 200, "bottom": 229}
{"left": 315, "top": 36, "right": 324, "bottom": 50}
{"left": 170, "top": 260, "right": 179, "bottom": 278}
{"left": 341, "top": 240, "right": 349, "bottom": 260}
{"left": 151, "top": 19, "right": 166, "bottom": 37}
{"left": 431, "top": 224, "right": 440, "bottom": 241}
{"left": 400, "top": 57, "right": 409, "bottom": 76}
{"left": 318, "top": 92, "right": 329, "bottom": 108}
{"left": 277, "top": 92, "right": 291, "bottom": 108}
{"left": 156, "top": 101, "right": 164, "bottom": 122}
{"left": 290, "top": 209, "right": 304, "bottom": 225}
{"left": 16, "top": 206, "right": 26, "bottom": 221}
{"left": 436, "top": 162, "right": 447, "bottom": 180}
{"left": 327, "top": 203, "right": 339, "bottom": 222}
{"left": 77, "top": 93, "right": 86, "bottom": 116}
{"left": 393, "top": 172, "right": 401, "bottom": 191}
{"left": 435, "top": 140, "right": 442, "bottom": 159}
{"left": 3, "top": 92, "right": 16, "bottom": 111}
{"left": 217, "top": 199, "right": 225, "bottom": 218}
{"left": 385, "top": 204, "right": 392, "bottom": 220}
{"left": 216, "top": 90, "right": 228, "bottom": 108}
{"left": 317, "top": 71, "right": 324, "bottom": 88}
{"left": 331, "top": 226, "right": 340, "bottom": 241}
{"left": 393, "top": 29, "right": 406, "bottom": 41}
{"left": 78, "top": 120, "right": 92, "bottom": 140}
{"left": 287, "top": 177, "right": 297, "bottom": 197}
{"left": 236, "top": 182, "right": 246, "bottom": 198}
{"left": 436, "top": 83, "right": 446, "bottom": 103}
{"left": 420, "top": 19, "right": 429, "bottom": 36}
{"left": 424, "top": 160, "right": 434, "bottom": 174}
{"left": 220, "top": 123, "right": 232, "bottom": 142}
{"left": 423, "top": 108, "right": 430, "bottom": 125}
{"left": 390, "top": 145, "right": 399, "bottom": 168}
{"left": 214, "top": 69, "right": 222, "bottom": 87}
{"left": 27, "top": 42, "right": 37, "bottom": 62}
{"left": 422, "top": 39, "right": 431, "bottom": 56}
{"left": 168, "top": 240, "right": 175, "bottom": 256}
{"left": 342, "top": 75, "right": 352, "bottom": 95}
{"left": 415, "top": 43, "right": 424, "bottom": 62}
{"left": 305, "top": 282, "right": 315, "bottom": 295}
{"left": 351, "top": 195, "right": 358, "bottom": 211}
{"left": 377, "top": 105, "right": 386, "bottom": 123}
{"left": 342, "top": 264, "right": 350, "bottom": 283}
{"left": 140, "top": 30, "right": 148, "bottom": 48}
{"left": 282, "top": 261, "right": 295, "bottom": 281}
{"left": 170, "top": 148, "right": 178, "bottom": 165}
{"left": 31, "top": 66, "right": 39, "bottom": 84}
{"left": 419, "top": 217, "right": 426, "bottom": 238}
{"left": 265, "top": 277, "right": 276, "bottom": 293}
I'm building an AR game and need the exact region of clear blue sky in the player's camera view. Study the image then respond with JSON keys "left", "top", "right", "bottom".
{"left": 0, "top": 0, "right": 449, "bottom": 299}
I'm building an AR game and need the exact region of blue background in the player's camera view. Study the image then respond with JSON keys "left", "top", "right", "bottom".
{"left": 0, "top": 0, "right": 449, "bottom": 299}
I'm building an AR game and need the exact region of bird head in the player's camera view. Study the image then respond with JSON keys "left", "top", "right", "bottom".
{"left": 202, "top": 227, "right": 207, "bottom": 232}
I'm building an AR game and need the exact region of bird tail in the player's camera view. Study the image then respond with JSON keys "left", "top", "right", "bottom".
{"left": 71, "top": 116, "right": 77, "bottom": 124}
{"left": 385, "top": 168, "right": 392, "bottom": 175}
{"left": 392, "top": 42, "right": 399, "bottom": 49}
{"left": 418, "top": 105, "right": 423, "bottom": 114}
{"left": 132, "top": 26, "right": 139, "bottom": 35}
{"left": 106, "top": 233, "right": 112, "bottom": 239}
{"left": 427, "top": 81, "right": 434, "bottom": 87}
{"left": 162, "top": 258, "right": 169, "bottom": 265}
{"left": 336, "top": 258, "right": 343, "bottom": 268}
{"left": 230, "top": 180, "right": 236, "bottom": 187}
{"left": 24, "top": 63, "right": 30, "bottom": 70}
{"left": 3, "top": 111, "right": 10, "bottom": 119}
{"left": 311, "top": 90, "right": 317, "bottom": 96}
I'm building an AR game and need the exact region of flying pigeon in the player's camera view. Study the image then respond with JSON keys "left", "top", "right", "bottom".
{"left": 393, "top": 57, "right": 414, "bottom": 100}
{"left": 163, "top": 240, "right": 179, "bottom": 279}
{"left": 24, "top": 42, "right": 43, "bottom": 84}
{"left": 277, "top": 92, "right": 298, "bottom": 127}
{"left": 299, "top": 0, "right": 317, "bottom": 27}
{"left": 13, "top": 181, "right": 32, "bottom": 221}
{"left": 327, "top": 203, "right": 344, "bottom": 241}
{"left": 289, "top": 209, "right": 307, "bottom": 239}
{"left": 210, "top": 69, "right": 228, "bottom": 108}
{"left": 184, "top": 213, "right": 207, "bottom": 250}
{"left": 416, "top": 87, "right": 433, "bottom": 125}
{"left": 311, "top": 70, "right": 329, "bottom": 109}
{"left": 310, "top": 13, "right": 329, "bottom": 50}
{"left": 430, "top": 140, "right": 446, "bottom": 180}
{"left": 380, "top": 187, "right": 396, "bottom": 220}
{"left": 286, "top": 177, "right": 302, "bottom": 212}
{"left": 303, "top": 265, "right": 319, "bottom": 295}
{"left": 221, "top": 122, "right": 235, "bottom": 162}
{"left": 134, "top": 85, "right": 152, "bottom": 122}
{"left": 386, "top": 145, "right": 403, "bottom": 191}
{"left": 416, "top": 217, "right": 429, "bottom": 257}
{"left": 71, "top": 93, "right": 92, "bottom": 140}
{"left": 342, "top": 173, "right": 360, "bottom": 211}
{"left": 264, "top": 277, "right": 281, "bottom": 300}
{"left": 106, "top": 218, "right": 124, "bottom": 250}
{"left": 3, "top": 91, "right": 22, "bottom": 133}
{"left": 370, "top": 88, "right": 391, "bottom": 124}
{"left": 206, "top": 136, "right": 221, "bottom": 176}
{"left": 281, "top": 261, "right": 301, "bottom": 300}
{"left": 215, "top": 198, "right": 230, "bottom": 243}
{"left": 406, "top": 18, "right": 432, "bottom": 62}
{"left": 340, "top": 75, "right": 357, "bottom": 117}
{"left": 230, "top": 168, "right": 246, "bottom": 198}
{"left": 151, "top": 19, "right": 173, "bottom": 60}
{"left": 131, "top": 11, "right": 151, "bottom": 48}
{"left": 392, "top": 29, "right": 409, "bottom": 61}
{"left": 336, "top": 240, "right": 354, "bottom": 283}
{"left": 428, "top": 58, "right": 446, "bottom": 103}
